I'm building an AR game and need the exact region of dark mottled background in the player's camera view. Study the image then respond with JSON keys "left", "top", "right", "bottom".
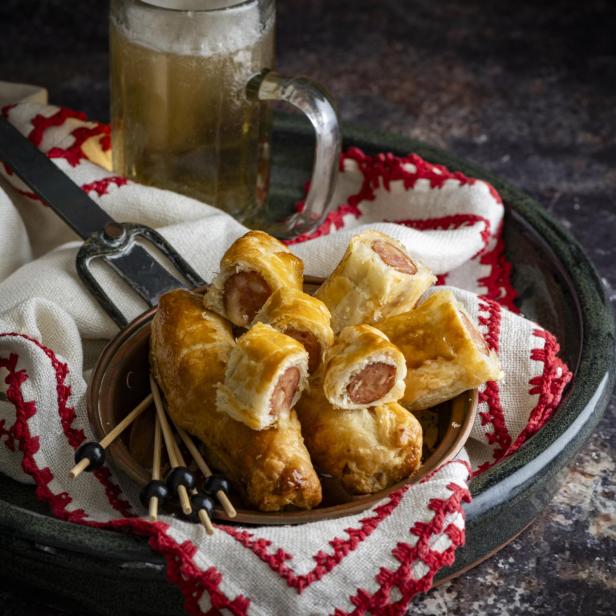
{"left": 1, "top": 1, "right": 615, "bottom": 614}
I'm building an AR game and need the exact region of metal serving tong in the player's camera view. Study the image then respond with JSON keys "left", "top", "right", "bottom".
{"left": 0, "top": 117, "right": 205, "bottom": 328}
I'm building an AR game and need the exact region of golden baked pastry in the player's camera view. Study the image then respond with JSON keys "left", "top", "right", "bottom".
{"left": 217, "top": 323, "right": 309, "bottom": 431}
{"left": 315, "top": 230, "right": 436, "bottom": 332}
{"left": 150, "top": 289, "right": 322, "bottom": 512}
{"left": 322, "top": 324, "right": 407, "bottom": 409}
{"left": 204, "top": 230, "right": 304, "bottom": 327}
{"left": 252, "top": 287, "right": 334, "bottom": 373}
{"left": 296, "top": 374, "right": 423, "bottom": 494}
{"left": 375, "top": 290, "right": 503, "bottom": 411}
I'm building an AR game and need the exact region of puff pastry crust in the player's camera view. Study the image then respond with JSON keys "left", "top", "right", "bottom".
{"left": 296, "top": 376, "right": 422, "bottom": 494}
{"left": 150, "top": 289, "right": 322, "bottom": 511}
{"left": 375, "top": 290, "right": 503, "bottom": 411}
{"left": 252, "top": 287, "right": 334, "bottom": 373}
{"left": 314, "top": 230, "right": 436, "bottom": 332}
{"left": 322, "top": 324, "right": 407, "bottom": 409}
{"left": 204, "top": 230, "right": 304, "bottom": 327}
{"left": 217, "top": 322, "right": 309, "bottom": 430}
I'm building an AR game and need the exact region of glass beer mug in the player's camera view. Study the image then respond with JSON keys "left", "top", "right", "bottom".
{"left": 110, "top": 0, "right": 340, "bottom": 238}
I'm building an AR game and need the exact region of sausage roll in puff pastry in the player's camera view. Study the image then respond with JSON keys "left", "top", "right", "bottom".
{"left": 150, "top": 289, "right": 321, "bottom": 512}
{"left": 322, "top": 324, "right": 407, "bottom": 409}
{"left": 296, "top": 377, "right": 423, "bottom": 494}
{"left": 375, "top": 290, "right": 503, "bottom": 411}
{"left": 217, "top": 322, "right": 309, "bottom": 431}
{"left": 252, "top": 287, "right": 334, "bottom": 373}
{"left": 204, "top": 230, "right": 304, "bottom": 327}
{"left": 315, "top": 230, "right": 436, "bottom": 332}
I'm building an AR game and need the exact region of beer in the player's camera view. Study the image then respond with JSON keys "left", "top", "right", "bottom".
{"left": 110, "top": 0, "right": 275, "bottom": 219}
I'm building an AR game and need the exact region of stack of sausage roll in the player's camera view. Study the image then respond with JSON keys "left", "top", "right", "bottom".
{"left": 150, "top": 229, "right": 502, "bottom": 512}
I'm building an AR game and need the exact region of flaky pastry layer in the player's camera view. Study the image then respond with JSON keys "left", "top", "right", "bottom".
{"left": 375, "top": 290, "right": 503, "bottom": 411}
{"left": 217, "top": 322, "right": 309, "bottom": 430}
{"left": 315, "top": 230, "right": 436, "bottom": 333}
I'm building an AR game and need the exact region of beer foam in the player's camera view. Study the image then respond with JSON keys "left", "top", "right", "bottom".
{"left": 115, "top": 0, "right": 273, "bottom": 57}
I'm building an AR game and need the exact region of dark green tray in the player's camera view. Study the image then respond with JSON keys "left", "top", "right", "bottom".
{"left": 0, "top": 115, "right": 614, "bottom": 615}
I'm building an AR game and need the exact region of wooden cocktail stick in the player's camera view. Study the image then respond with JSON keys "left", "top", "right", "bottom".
{"left": 176, "top": 425, "right": 237, "bottom": 519}
{"left": 150, "top": 376, "right": 192, "bottom": 516}
{"left": 69, "top": 456, "right": 94, "bottom": 480}
{"left": 148, "top": 414, "right": 163, "bottom": 521}
{"left": 172, "top": 435, "right": 215, "bottom": 536}
{"left": 69, "top": 393, "right": 153, "bottom": 479}
{"left": 197, "top": 507, "right": 216, "bottom": 535}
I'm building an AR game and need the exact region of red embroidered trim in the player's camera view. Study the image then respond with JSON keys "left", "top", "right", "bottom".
{"left": 81, "top": 176, "right": 128, "bottom": 197}
{"left": 285, "top": 202, "right": 362, "bottom": 245}
{"left": 14, "top": 188, "right": 44, "bottom": 202}
{"left": 474, "top": 323, "right": 573, "bottom": 475}
{"left": 222, "top": 485, "right": 408, "bottom": 593}
{"left": 28, "top": 107, "right": 87, "bottom": 148}
{"left": 3, "top": 111, "right": 120, "bottom": 205}
{"left": 11, "top": 176, "right": 127, "bottom": 206}
{"left": 0, "top": 350, "right": 87, "bottom": 522}
{"left": 0, "top": 356, "right": 18, "bottom": 452}
{"left": 0, "top": 338, "right": 249, "bottom": 615}
{"left": 48, "top": 124, "right": 110, "bottom": 168}
{"left": 0, "top": 333, "right": 132, "bottom": 517}
{"left": 1, "top": 104, "right": 16, "bottom": 119}
{"left": 220, "top": 459, "right": 471, "bottom": 605}
{"left": 344, "top": 147, "right": 497, "bottom": 196}
{"left": 507, "top": 328, "right": 572, "bottom": 455}
{"left": 100, "top": 519, "right": 251, "bottom": 616}
{"left": 420, "top": 458, "right": 472, "bottom": 485}
{"left": 0, "top": 418, "right": 16, "bottom": 452}
{"left": 1, "top": 108, "right": 75, "bottom": 200}
{"left": 395, "top": 213, "right": 492, "bottom": 254}
{"left": 478, "top": 298, "right": 502, "bottom": 352}
{"left": 100, "top": 132, "right": 111, "bottom": 152}
{"left": 477, "top": 221, "right": 518, "bottom": 313}
{"left": 336, "top": 482, "right": 471, "bottom": 616}
{"left": 474, "top": 299, "right": 512, "bottom": 476}
{"left": 288, "top": 147, "right": 501, "bottom": 248}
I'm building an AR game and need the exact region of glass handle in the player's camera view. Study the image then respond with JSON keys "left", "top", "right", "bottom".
{"left": 247, "top": 69, "right": 341, "bottom": 239}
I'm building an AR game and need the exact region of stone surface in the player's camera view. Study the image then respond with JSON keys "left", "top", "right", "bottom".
{"left": 0, "top": 0, "right": 615, "bottom": 614}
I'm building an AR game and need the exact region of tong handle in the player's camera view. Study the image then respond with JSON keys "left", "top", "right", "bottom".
{"left": 77, "top": 222, "right": 204, "bottom": 328}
